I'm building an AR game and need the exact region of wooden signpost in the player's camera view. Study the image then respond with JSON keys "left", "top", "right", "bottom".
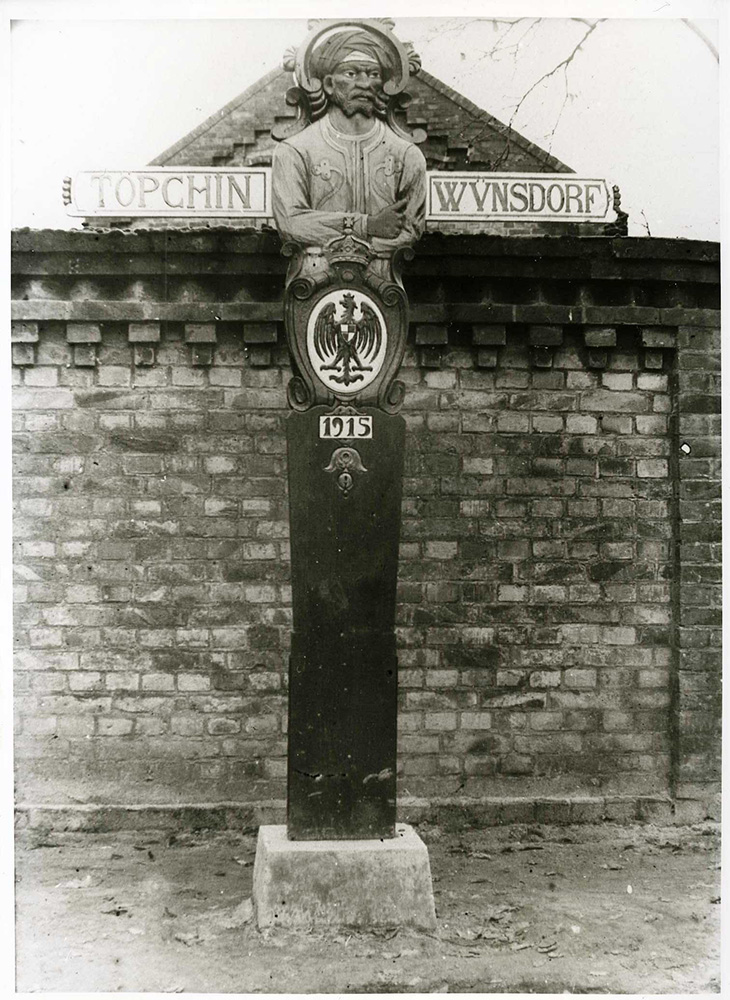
{"left": 268, "top": 16, "right": 428, "bottom": 843}
{"left": 256, "top": 16, "right": 437, "bottom": 929}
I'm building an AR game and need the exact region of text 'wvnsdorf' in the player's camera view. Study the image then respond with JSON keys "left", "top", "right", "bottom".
{"left": 428, "top": 174, "right": 611, "bottom": 221}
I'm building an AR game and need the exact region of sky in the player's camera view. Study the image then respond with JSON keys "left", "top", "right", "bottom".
{"left": 6, "top": 1, "right": 723, "bottom": 239}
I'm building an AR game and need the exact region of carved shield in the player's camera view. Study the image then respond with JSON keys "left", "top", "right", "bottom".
{"left": 282, "top": 235, "right": 411, "bottom": 413}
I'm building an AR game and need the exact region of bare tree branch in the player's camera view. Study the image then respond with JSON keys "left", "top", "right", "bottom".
{"left": 681, "top": 19, "right": 719, "bottom": 62}
{"left": 543, "top": 71, "right": 573, "bottom": 155}
{"left": 419, "top": 16, "right": 716, "bottom": 173}
{"left": 505, "top": 19, "right": 604, "bottom": 128}
{"left": 423, "top": 17, "right": 520, "bottom": 42}
{"left": 488, "top": 17, "right": 541, "bottom": 62}
{"left": 489, "top": 20, "right": 604, "bottom": 169}
{"left": 431, "top": 18, "right": 604, "bottom": 170}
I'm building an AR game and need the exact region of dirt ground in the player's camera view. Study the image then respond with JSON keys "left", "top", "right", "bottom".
{"left": 15, "top": 819, "right": 720, "bottom": 994}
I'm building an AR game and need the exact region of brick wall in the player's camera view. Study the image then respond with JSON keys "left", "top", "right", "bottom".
{"left": 674, "top": 324, "right": 722, "bottom": 812}
{"left": 152, "top": 67, "right": 570, "bottom": 174}
{"left": 11, "top": 230, "right": 720, "bottom": 820}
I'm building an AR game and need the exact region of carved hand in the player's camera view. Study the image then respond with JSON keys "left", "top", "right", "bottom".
{"left": 367, "top": 198, "right": 408, "bottom": 239}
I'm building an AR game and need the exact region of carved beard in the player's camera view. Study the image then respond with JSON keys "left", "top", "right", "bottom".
{"left": 330, "top": 81, "right": 380, "bottom": 118}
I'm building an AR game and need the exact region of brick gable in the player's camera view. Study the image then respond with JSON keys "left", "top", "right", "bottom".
{"left": 151, "top": 67, "right": 572, "bottom": 174}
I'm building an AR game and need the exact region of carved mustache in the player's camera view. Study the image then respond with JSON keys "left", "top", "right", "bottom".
{"left": 331, "top": 82, "right": 386, "bottom": 116}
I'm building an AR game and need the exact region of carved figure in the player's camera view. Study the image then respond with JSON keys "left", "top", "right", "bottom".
{"left": 274, "top": 20, "right": 423, "bottom": 412}
{"left": 272, "top": 19, "right": 427, "bottom": 256}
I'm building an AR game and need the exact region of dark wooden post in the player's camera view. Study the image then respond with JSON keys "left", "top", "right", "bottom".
{"left": 281, "top": 240, "right": 413, "bottom": 839}
{"left": 287, "top": 405, "right": 404, "bottom": 838}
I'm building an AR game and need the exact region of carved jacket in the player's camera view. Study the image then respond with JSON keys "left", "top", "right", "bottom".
{"left": 271, "top": 116, "right": 427, "bottom": 255}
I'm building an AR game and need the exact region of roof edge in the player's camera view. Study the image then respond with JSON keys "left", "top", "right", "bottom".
{"left": 149, "top": 65, "right": 287, "bottom": 166}
{"left": 150, "top": 64, "right": 574, "bottom": 174}
{"left": 416, "top": 69, "right": 573, "bottom": 174}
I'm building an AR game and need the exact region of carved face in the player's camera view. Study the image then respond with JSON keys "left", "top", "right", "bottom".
{"left": 324, "top": 60, "right": 384, "bottom": 118}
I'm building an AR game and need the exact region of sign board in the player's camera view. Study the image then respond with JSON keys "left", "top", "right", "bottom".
{"left": 65, "top": 168, "right": 611, "bottom": 223}
{"left": 65, "top": 168, "right": 270, "bottom": 218}
{"left": 428, "top": 172, "right": 612, "bottom": 221}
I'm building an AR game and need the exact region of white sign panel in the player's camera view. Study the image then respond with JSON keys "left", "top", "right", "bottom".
{"left": 65, "top": 168, "right": 611, "bottom": 223}
{"left": 65, "top": 168, "right": 270, "bottom": 218}
{"left": 428, "top": 173, "right": 612, "bottom": 222}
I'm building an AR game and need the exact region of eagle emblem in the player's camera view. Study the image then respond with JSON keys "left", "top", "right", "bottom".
{"left": 307, "top": 290, "right": 387, "bottom": 395}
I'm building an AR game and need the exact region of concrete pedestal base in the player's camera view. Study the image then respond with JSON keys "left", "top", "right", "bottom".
{"left": 252, "top": 823, "right": 437, "bottom": 930}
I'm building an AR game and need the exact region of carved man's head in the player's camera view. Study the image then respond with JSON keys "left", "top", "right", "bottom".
{"left": 311, "top": 29, "right": 394, "bottom": 118}
{"left": 325, "top": 57, "right": 383, "bottom": 118}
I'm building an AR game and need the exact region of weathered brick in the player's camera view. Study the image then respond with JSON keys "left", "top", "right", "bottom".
{"left": 637, "top": 374, "right": 668, "bottom": 392}
{"left": 96, "top": 717, "right": 134, "bottom": 736}
{"left": 105, "top": 673, "right": 140, "bottom": 691}
{"left": 56, "top": 716, "right": 95, "bottom": 737}
{"left": 500, "top": 754, "right": 533, "bottom": 775}
{"left": 23, "top": 716, "right": 58, "bottom": 735}
{"left": 424, "top": 712, "right": 457, "bottom": 731}
{"left": 64, "top": 585, "right": 103, "bottom": 604}
{"left": 178, "top": 673, "right": 211, "bottom": 691}
{"left": 581, "top": 390, "right": 648, "bottom": 413}
{"left": 564, "top": 669, "right": 598, "bottom": 689}
{"left": 425, "top": 541, "right": 458, "bottom": 560}
{"left": 244, "top": 715, "right": 279, "bottom": 735}
{"left": 128, "top": 322, "right": 161, "bottom": 343}
{"left": 28, "top": 628, "right": 63, "bottom": 647}
{"left": 12, "top": 321, "right": 40, "bottom": 343}
{"left": 532, "top": 414, "right": 563, "bottom": 433}
{"left": 13, "top": 388, "right": 75, "bottom": 410}
{"left": 528, "top": 670, "right": 561, "bottom": 689}
{"left": 584, "top": 326, "right": 616, "bottom": 348}
{"left": 24, "top": 368, "right": 58, "bottom": 387}
{"left": 460, "top": 712, "right": 492, "bottom": 730}
{"left": 142, "top": 673, "right": 176, "bottom": 692}
{"left": 98, "top": 367, "right": 132, "bottom": 388}
{"left": 462, "top": 457, "right": 494, "bottom": 475}
{"left": 208, "top": 717, "right": 240, "bottom": 735}
{"left": 171, "top": 715, "right": 204, "bottom": 736}
{"left": 602, "top": 372, "right": 633, "bottom": 391}
{"left": 637, "top": 459, "right": 669, "bottom": 478}
{"left": 31, "top": 672, "right": 66, "bottom": 692}
{"left": 497, "top": 412, "right": 530, "bottom": 433}
{"left": 66, "top": 323, "right": 101, "bottom": 344}
{"left": 641, "top": 326, "right": 676, "bottom": 349}
{"left": 425, "top": 670, "right": 459, "bottom": 688}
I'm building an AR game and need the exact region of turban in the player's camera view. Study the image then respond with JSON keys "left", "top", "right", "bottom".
{"left": 310, "top": 29, "right": 396, "bottom": 80}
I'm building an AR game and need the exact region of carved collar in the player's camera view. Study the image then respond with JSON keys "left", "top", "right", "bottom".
{"left": 322, "top": 116, "right": 384, "bottom": 155}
